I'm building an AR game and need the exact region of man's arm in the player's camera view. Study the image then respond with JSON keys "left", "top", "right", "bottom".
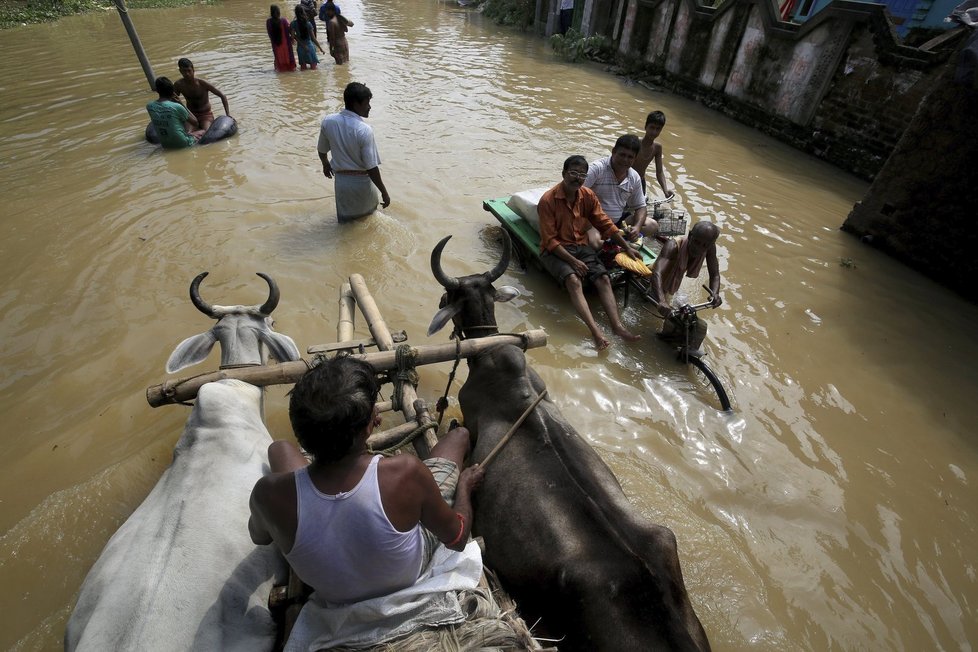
{"left": 630, "top": 205, "right": 649, "bottom": 236}
{"left": 366, "top": 167, "right": 391, "bottom": 208}
{"left": 318, "top": 151, "right": 333, "bottom": 178}
{"left": 202, "top": 80, "right": 230, "bottom": 116}
{"left": 178, "top": 104, "right": 200, "bottom": 130}
{"left": 418, "top": 463, "right": 485, "bottom": 551}
{"left": 553, "top": 244, "right": 590, "bottom": 277}
{"left": 583, "top": 190, "right": 640, "bottom": 260}
{"left": 317, "top": 126, "right": 333, "bottom": 178}
{"left": 654, "top": 145, "right": 673, "bottom": 198}
{"left": 706, "top": 244, "right": 722, "bottom": 307}
{"left": 650, "top": 238, "right": 678, "bottom": 316}
{"left": 537, "top": 193, "right": 561, "bottom": 255}
{"left": 248, "top": 479, "right": 274, "bottom": 546}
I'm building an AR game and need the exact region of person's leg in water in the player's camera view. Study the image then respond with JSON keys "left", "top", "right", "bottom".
{"left": 593, "top": 274, "right": 641, "bottom": 343}
{"left": 564, "top": 273, "right": 611, "bottom": 351}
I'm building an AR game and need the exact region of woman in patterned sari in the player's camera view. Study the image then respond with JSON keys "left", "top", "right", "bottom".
{"left": 290, "top": 4, "right": 326, "bottom": 70}
{"left": 266, "top": 5, "right": 296, "bottom": 72}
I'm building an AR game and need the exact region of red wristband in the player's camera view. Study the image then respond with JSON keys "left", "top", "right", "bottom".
{"left": 447, "top": 512, "right": 466, "bottom": 547}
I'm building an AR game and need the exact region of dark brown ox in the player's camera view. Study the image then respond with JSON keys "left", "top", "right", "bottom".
{"left": 429, "top": 232, "right": 711, "bottom": 652}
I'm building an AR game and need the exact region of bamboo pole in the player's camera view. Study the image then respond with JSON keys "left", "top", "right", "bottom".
{"left": 306, "top": 331, "right": 407, "bottom": 355}
{"left": 112, "top": 0, "right": 155, "bottom": 91}
{"left": 147, "top": 331, "right": 547, "bottom": 407}
{"left": 367, "top": 420, "right": 424, "bottom": 451}
{"left": 349, "top": 274, "right": 438, "bottom": 456}
{"left": 336, "top": 282, "right": 355, "bottom": 342}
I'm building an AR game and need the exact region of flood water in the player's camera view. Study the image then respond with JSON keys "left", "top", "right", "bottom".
{"left": 1, "top": 1, "right": 976, "bottom": 650}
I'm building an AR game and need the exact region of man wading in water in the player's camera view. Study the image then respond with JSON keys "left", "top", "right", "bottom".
{"left": 317, "top": 82, "right": 391, "bottom": 221}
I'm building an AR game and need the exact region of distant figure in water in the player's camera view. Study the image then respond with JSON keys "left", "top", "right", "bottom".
{"left": 291, "top": 4, "right": 325, "bottom": 70}
{"left": 322, "top": 2, "right": 349, "bottom": 64}
{"left": 267, "top": 5, "right": 296, "bottom": 72}
{"left": 173, "top": 58, "right": 230, "bottom": 132}
{"left": 146, "top": 76, "right": 204, "bottom": 150}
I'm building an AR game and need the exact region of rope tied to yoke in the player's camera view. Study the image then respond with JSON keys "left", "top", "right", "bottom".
{"left": 436, "top": 335, "right": 463, "bottom": 425}
{"left": 369, "top": 419, "right": 439, "bottom": 456}
{"left": 390, "top": 344, "right": 420, "bottom": 412}
{"left": 435, "top": 330, "right": 531, "bottom": 426}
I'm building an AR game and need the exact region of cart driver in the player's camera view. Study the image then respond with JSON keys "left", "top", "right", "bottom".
{"left": 648, "top": 221, "right": 722, "bottom": 354}
{"left": 248, "top": 356, "right": 485, "bottom": 606}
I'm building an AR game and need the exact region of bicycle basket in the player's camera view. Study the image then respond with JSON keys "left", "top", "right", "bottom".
{"left": 654, "top": 206, "right": 688, "bottom": 237}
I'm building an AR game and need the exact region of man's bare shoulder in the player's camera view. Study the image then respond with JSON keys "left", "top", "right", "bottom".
{"left": 253, "top": 469, "right": 296, "bottom": 496}
{"left": 659, "top": 237, "right": 679, "bottom": 258}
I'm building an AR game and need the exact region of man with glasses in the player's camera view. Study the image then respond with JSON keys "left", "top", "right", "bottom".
{"left": 537, "top": 155, "right": 642, "bottom": 351}
{"left": 584, "top": 134, "right": 657, "bottom": 249}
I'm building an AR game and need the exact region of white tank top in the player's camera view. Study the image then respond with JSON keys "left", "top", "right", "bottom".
{"left": 284, "top": 455, "right": 425, "bottom": 605}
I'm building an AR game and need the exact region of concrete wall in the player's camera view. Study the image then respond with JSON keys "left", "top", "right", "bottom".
{"left": 843, "top": 35, "right": 978, "bottom": 301}
{"left": 569, "top": 0, "right": 962, "bottom": 179}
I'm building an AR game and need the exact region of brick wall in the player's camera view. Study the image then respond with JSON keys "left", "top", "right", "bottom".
{"left": 582, "top": 0, "right": 960, "bottom": 180}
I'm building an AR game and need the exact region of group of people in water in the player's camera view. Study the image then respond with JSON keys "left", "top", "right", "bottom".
{"left": 536, "top": 110, "right": 723, "bottom": 352}
{"left": 145, "top": 58, "right": 231, "bottom": 149}
{"left": 267, "top": 1, "right": 352, "bottom": 71}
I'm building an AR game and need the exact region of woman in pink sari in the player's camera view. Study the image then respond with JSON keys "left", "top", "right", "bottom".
{"left": 267, "top": 5, "right": 296, "bottom": 72}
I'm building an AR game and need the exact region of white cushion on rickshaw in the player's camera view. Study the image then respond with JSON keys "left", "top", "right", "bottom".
{"left": 506, "top": 188, "right": 549, "bottom": 233}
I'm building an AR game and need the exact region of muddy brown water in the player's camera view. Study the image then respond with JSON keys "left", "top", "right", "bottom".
{"left": 1, "top": 1, "right": 976, "bottom": 650}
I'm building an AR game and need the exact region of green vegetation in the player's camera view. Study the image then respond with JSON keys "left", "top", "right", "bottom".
{"left": 482, "top": 0, "right": 533, "bottom": 30}
{"left": 549, "top": 28, "right": 612, "bottom": 63}
{"left": 1, "top": 0, "right": 213, "bottom": 29}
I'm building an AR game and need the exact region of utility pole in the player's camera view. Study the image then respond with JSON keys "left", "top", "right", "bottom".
{"left": 113, "top": 0, "right": 155, "bottom": 91}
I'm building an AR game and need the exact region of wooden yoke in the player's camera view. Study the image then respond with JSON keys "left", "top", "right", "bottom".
{"left": 146, "top": 331, "right": 546, "bottom": 408}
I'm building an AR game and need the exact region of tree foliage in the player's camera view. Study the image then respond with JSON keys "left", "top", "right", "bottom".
{"left": 1, "top": 0, "right": 211, "bottom": 28}
{"left": 549, "top": 28, "right": 613, "bottom": 63}
{"left": 482, "top": 0, "right": 533, "bottom": 30}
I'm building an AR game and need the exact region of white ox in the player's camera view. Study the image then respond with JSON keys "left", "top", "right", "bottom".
{"left": 66, "top": 272, "right": 301, "bottom": 651}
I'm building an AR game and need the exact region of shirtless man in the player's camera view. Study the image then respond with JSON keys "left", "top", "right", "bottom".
{"left": 173, "top": 58, "right": 230, "bottom": 132}
{"left": 632, "top": 110, "right": 673, "bottom": 199}
{"left": 648, "top": 221, "right": 722, "bottom": 354}
{"left": 249, "top": 356, "right": 485, "bottom": 606}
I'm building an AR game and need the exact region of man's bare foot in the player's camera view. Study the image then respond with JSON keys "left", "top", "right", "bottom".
{"left": 614, "top": 327, "right": 641, "bottom": 342}
{"left": 594, "top": 336, "right": 612, "bottom": 351}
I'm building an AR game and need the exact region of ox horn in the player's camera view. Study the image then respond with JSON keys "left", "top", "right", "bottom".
{"left": 257, "top": 272, "right": 280, "bottom": 315}
{"left": 189, "top": 272, "right": 217, "bottom": 318}
{"left": 431, "top": 236, "right": 460, "bottom": 291}
{"left": 485, "top": 229, "right": 512, "bottom": 283}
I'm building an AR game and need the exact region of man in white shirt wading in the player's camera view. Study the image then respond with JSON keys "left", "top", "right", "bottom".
{"left": 317, "top": 82, "right": 392, "bottom": 221}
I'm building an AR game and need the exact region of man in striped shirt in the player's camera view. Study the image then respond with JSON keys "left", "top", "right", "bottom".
{"left": 584, "top": 134, "right": 658, "bottom": 249}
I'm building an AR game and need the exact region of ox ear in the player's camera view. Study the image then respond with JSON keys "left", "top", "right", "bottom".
{"left": 494, "top": 285, "right": 520, "bottom": 303}
{"left": 166, "top": 331, "right": 218, "bottom": 374}
{"left": 427, "top": 304, "right": 461, "bottom": 337}
{"left": 259, "top": 330, "right": 301, "bottom": 363}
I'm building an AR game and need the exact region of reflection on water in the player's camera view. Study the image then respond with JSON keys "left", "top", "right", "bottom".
{"left": 1, "top": 1, "right": 976, "bottom": 650}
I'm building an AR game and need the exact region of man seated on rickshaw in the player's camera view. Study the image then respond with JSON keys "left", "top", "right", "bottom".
{"left": 538, "top": 155, "right": 643, "bottom": 351}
